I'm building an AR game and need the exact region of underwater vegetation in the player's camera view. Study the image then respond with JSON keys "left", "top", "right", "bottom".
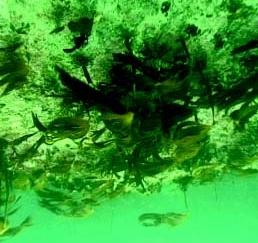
{"left": 29, "top": 3, "right": 256, "bottom": 203}
{"left": 0, "top": 0, "right": 257, "bottom": 221}
{"left": 31, "top": 113, "right": 90, "bottom": 144}
{"left": 34, "top": 174, "right": 128, "bottom": 217}
{"left": 36, "top": 187, "right": 96, "bottom": 217}
{"left": 10, "top": 113, "right": 90, "bottom": 161}
{"left": 160, "top": 1, "right": 171, "bottom": 16}
{"left": 0, "top": 138, "right": 31, "bottom": 240}
{"left": 0, "top": 34, "right": 28, "bottom": 96}
{"left": 52, "top": 23, "right": 258, "bottom": 197}
{"left": 0, "top": 216, "right": 32, "bottom": 239}
{"left": 138, "top": 212, "right": 187, "bottom": 227}
{"left": 63, "top": 16, "right": 94, "bottom": 53}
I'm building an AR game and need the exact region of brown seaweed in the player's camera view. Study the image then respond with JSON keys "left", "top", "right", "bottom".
{"left": 63, "top": 17, "right": 94, "bottom": 53}
{"left": 0, "top": 41, "right": 28, "bottom": 96}
{"left": 56, "top": 66, "right": 126, "bottom": 114}
{"left": 0, "top": 216, "right": 32, "bottom": 238}
{"left": 31, "top": 113, "right": 90, "bottom": 144}
{"left": 232, "top": 39, "right": 258, "bottom": 54}
{"left": 36, "top": 187, "right": 96, "bottom": 217}
{"left": 230, "top": 102, "right": 258, "bottom": 129}
{"left": 138, "top": 212, "right": 187, "bottom": 227}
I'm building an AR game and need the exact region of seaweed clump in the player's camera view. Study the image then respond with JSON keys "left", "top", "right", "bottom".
{"left": 0, "top": 138, "right": 31, "bottom": 239}
{"left": 55, "top": 30, "right": 216, "bottom": 192}
{"left": 53, "top": 23, "right": 258, "bottom": 197}
{"left": 0, "top": 36, "right": 28, "bottom": 96}
{"left": 3, "top": 3, "right": 258, "bottom": 219}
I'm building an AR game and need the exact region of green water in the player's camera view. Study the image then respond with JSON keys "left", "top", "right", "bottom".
{"left": 2, "top": 174, "right": 258, "bottom": 243}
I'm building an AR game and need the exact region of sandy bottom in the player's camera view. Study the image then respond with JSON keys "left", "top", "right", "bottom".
{"left": 3, "top": 174, "right": 258, "bottom": 243}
